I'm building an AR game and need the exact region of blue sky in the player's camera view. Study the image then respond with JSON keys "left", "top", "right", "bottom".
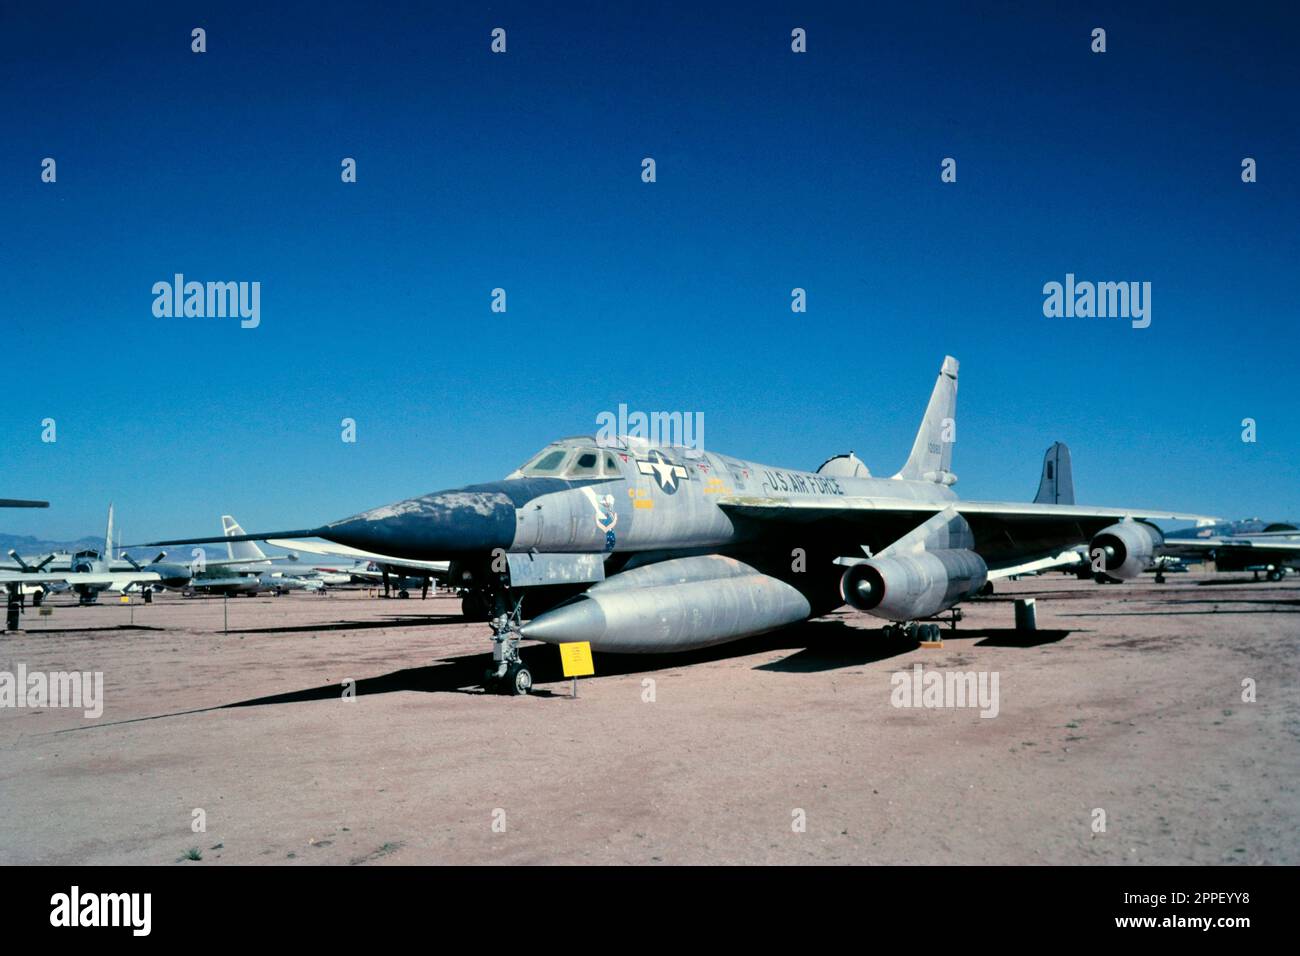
{"left": 2, "top": 1, "right": 1296, "bottom": 541}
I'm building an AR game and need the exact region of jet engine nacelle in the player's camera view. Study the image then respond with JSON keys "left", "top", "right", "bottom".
{"left": 839, "top": 549, "right": 988, "bottom": 621}
{"left": 1089, "top": 521, "right": 1163, "bottom": 581}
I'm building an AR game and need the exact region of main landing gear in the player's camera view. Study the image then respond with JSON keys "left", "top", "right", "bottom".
{"left": 481, "top": 591, "right": 533, "bottom": 696}
{"left": 883, "top": 621, "right": 943, "bottom": 642}
{"left": 883, "top": 608, "right": 962, "bottom": 643}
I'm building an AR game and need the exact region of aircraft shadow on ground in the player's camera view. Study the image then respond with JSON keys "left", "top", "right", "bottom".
{"left": 1060, "top": 607, "right": 1300, "bottom": 617}
{"left": 969, "top": 628, "right": 1073, "bottom": 648}
{"left": 45, "top": 617, "right": 1076, "bottom": 733}
{"left": 759, "top": 624, "right": 1071, "bottom": 660}
{"left": 217, "top": 618, "right": 1072, "bottom": 708}
{"left": 224, "top": 615, "right": 464, "bottom": 635}
{"left": 20, "top": 624, "right": 166, "bottom": 634}
{"left": 1144, "top": 598, "right": 1300, "bottom": 606}
{"left": 1195, "top": 577, "right": 1294, "bottom": 587}
{"left": 220, "top": 619, "right": 891, "bottom": 706}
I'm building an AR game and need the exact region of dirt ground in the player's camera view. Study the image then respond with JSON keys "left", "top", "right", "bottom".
{"left": 1, "top": 573, "right": 1296, "bottom": 865}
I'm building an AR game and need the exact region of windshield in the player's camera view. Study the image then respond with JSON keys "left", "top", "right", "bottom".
{"left": 518, "top": 449, "right": 572, "bottom": 476}
{"left": 514, "top": 445, "right": 623, "bottom": 479}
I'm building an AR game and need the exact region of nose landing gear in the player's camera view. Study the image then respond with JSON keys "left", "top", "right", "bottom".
{"left": 502, "top": 662, "right": 533, "bottom": 695}
{"left": 482, "top": 592, "right": 533, "bottom": 695}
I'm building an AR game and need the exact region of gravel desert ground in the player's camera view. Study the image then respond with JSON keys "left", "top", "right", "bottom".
{"left": 1, "top": 575, "right": 1296, "bottom": 865}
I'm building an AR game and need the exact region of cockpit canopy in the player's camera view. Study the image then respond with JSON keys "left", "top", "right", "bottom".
{"left": 510, "top": 439, "right": 624, "bottom": 480}
{"left": 71, "top": 548, "right": 101, "bottom": 572}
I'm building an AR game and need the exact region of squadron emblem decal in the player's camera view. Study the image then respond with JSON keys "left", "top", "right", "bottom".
{"left": 580, "top": 488, "right": 619, "bottom": 551}
{"left": 637, "top": 449, "right": 689, "bottom": 494}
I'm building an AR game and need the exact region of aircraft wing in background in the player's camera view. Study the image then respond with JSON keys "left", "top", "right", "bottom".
{"left": 265, "top": 538, "right": 450, "bottom": 580}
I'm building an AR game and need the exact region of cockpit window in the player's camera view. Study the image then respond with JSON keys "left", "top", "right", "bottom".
{"left": 570, "top": 451, "right": 600, "bottom": 477}
{"left": 520, "top": 449, "right": 570, "bottom": 475}
{"left": 514, "top": 444, "right": 626, "bottom": 479}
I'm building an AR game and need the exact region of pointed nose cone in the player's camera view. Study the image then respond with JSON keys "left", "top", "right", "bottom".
{"left": 321, "top": 485, "right": 518, "bottom": 560}
{"left": 519, "top": 597, "right": 608, "bottom": 645}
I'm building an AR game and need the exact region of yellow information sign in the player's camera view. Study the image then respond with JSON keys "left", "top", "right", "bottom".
{"left": 558, "top": 641, "right": 595, "bottom": 678}
{"left": 119, "top": 596, "right": 131, "bottom": 604}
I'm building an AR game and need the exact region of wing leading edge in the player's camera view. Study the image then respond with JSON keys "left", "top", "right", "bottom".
{"left": 716, "top": 495, "right": 1216, "bottom": 571}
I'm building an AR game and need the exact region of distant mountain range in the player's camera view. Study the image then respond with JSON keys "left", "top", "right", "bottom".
{"left": 0, "top": 532, "right": 105, "bottom": 556}
{"left": 0, "top": 531, "right": 296, "bottom": 560}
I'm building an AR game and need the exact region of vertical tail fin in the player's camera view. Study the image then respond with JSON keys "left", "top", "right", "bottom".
{"left": 222, "top": 515, "right": 269, "bottom": 562}
{"left": 893, "top": 355, "right": 959, "bottom": 485}
{"left": 1033, "top": 442, "right": 1075, "bottom": 504}
{"left": 105, "top": 503, "right": 114, "bottom": 559}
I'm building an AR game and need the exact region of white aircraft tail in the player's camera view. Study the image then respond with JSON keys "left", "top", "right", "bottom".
{"left": 1033, "top": 442, "right": 1075, "bottom": 505}
{"left": 893, "top": 356, "right": 958, "bottom": 485}
{"left": 223, "top": 515, "right": 269, "bottom": 562}
{"left": 105, "top": 503, "right": 114, "bottom": 559}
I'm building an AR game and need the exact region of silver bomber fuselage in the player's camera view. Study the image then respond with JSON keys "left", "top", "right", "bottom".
{"left": 316, "top": 444, "right": 957, "bottom": 560}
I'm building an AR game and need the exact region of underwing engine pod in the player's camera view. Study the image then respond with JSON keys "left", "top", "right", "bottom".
{"left": 840, "top": 549, "right": 988, "bottom": 621}
{"left": 1089, "top": 520, "right": 1163, "bottom": 581}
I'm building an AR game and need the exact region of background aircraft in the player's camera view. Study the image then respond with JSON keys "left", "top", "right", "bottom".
{"left": 1157, "top": 520, "right": 1299, "bottom": 581}
{"left": 261, "top": 531, "right": 450, "bottom": 601}
{"left": 175, "top": 516, "right": 336, "bottom": 596}
{"left": 2, "top": 505, "right": 283, "bottom": 604}
{"left": 219, "top": 516, "right": 349, "bottom": 588}
{"left": 1, "top": 504, "right": 198, "bottom": 604}
{"left": 145, "top": 356, "right": 1210, "bottom": 694}
{"left": 184, "top": 567, "right": 324, "bottom": 597}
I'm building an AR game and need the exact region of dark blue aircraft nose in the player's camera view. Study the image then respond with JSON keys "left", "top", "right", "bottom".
{"left": 320, "top": 484, "right": 518, "bottom": 559}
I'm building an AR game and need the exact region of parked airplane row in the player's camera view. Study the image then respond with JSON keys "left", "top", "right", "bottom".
{"left": 1005, "top": 447, "right": 1297, "bottom": 584}
{"left": 136, "top": 356, "right": 1292, "bottom": 695}
{"left": 9, "top": 356, "right": 1293, "bottom": 694}
{"left": 1, "top": 507, "right": 449, "bottom": 605}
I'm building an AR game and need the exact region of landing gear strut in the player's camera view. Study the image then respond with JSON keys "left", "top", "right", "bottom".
{"left": 460, "top": 590, "right": 492, "bottom": 621}
{"left": 482, "top": 592, "right": 532, "bottom": 695}
{"left": 883, "top": 608, "right": 960, "bottom": 643}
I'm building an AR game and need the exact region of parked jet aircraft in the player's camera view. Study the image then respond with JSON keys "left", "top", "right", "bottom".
{"left": 185, "top": 567, "right": 324, "bottom": 596}
{"left": 143, "top": 356, "right": 1210, "bottom": 694}
{"left": 184, "top": 515, "right": 449, "bottom": 598}
{"left": 1158, "top": 520, "right": 1300, "bottom": 581}
{"left": 168, "top": 516, "right": 332, "bottom": 596}
{"left": 220, "top": 516, "right": 348, "bottom": 587}
{"left": 261, "top": 533, "right": 450, "bottom": 600}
